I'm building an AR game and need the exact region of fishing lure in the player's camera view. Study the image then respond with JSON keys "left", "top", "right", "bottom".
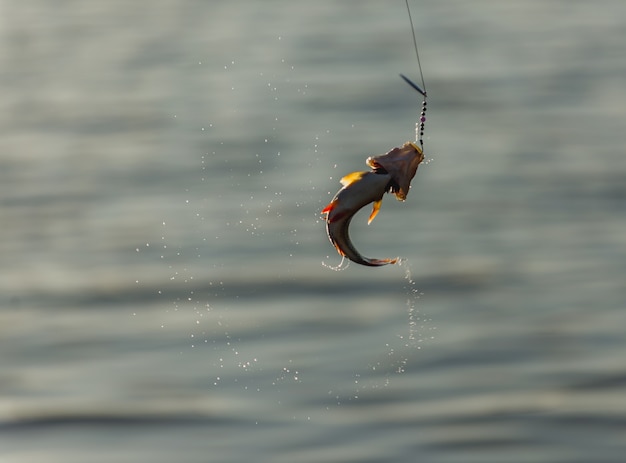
{"left": 322, "top": 0, "right": 429, "bottom": 267}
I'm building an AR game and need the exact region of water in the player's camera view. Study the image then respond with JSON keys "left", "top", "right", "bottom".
{"left": 1, "top": 1, "right": 625, "bottom": 462}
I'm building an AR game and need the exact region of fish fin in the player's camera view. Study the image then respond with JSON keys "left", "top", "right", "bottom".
{"left": 340, "top": 171, "right": 366, "bottom": 186}
{"left": 367, "top": 199, "right": 383, "bottom": 224}
{"left": 322, "top": 202, "right": 335, "bottom": 214}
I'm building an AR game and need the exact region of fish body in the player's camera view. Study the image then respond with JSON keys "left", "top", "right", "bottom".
{"left": 322, "top": 171, "right": 398, "bottom": 266}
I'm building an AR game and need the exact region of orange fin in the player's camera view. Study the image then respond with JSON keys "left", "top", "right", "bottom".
{"left": 340, "top": 171, "right": 367, "bottom": 187}
{"left": 367, "top": 199, "right": 382, "bottom": 224}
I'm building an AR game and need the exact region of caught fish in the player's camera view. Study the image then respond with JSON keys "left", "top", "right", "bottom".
{"left": 322, "top": 142, "right": 424, "bottom": 266}
{"left": 321, "top": 0, "right": 430, "bottom": 268}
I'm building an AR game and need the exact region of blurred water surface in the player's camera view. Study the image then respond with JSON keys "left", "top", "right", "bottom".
{"left": 1, "top": 1, "right": 625, "bottom": 462}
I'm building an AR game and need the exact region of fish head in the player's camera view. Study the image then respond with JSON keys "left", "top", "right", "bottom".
{"left": 366, "top": 142, "right": 424, "bottom": 201}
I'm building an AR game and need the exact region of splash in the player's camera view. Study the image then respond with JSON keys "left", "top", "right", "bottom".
{"left": 398, "top": 258, "right": 422, "bottom": 344}
{"left": 321, "top": 255, "right": 349, "bottom": 271}
{"left": 377, "top": 258, "right": 429, "bottom": 378}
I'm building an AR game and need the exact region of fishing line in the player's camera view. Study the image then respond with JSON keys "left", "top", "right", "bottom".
{"left": 402, "top": 0, "right": 428, "bottom": 149}
{"left": 405, "top": 0, "right": 426, "bottom": 96}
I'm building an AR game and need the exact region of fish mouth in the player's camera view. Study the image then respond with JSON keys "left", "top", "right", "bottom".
{"left": 366, "top": 142, "right": 424, "bottom": 201}
{"left": 367, "top": 163, "right": 406, "bottom": 200}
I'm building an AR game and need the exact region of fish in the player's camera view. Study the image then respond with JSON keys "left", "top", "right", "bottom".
{"left": 321, "top": 0, "right": 431, "bottom": 268}
{"left": 322, "top": 141, "right": 424, "bottom": 267}
{"left": 322, "top": 171, "right": 397, "bottom": 266}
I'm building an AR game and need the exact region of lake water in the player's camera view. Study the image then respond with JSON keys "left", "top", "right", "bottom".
{"left": 1, "top": 1, "right": 625, "bottom": 462}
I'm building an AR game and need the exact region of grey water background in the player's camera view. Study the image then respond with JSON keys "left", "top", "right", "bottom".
{"left": 1, "top": 1, "right": 625, "bottom": 462}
